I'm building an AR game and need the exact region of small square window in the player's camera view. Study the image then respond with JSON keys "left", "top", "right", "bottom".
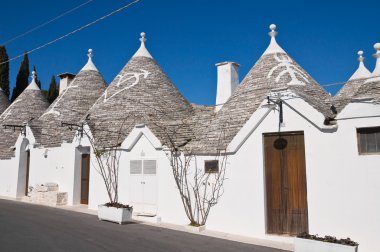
{"left": 205, "top": 160, "right": 219, "bottom": 173}
{"left": 357, "top": 127, "right": 380, "bottom": 154}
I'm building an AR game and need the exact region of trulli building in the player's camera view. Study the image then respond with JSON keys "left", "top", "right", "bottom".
{"left": 0, "top": 71, "right": 49, "bottom": 197}
{"left": 0, "top": 25, "right": 379, "bottom": 252}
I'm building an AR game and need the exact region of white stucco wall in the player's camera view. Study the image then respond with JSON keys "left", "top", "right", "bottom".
{"left": 0, "top": 158, "right": 18, "bottom": 198}
{"left": 28, "top": 143, "right": 78, "bottom": 205}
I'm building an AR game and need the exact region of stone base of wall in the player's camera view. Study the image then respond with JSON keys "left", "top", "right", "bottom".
{"left": 22, "top": 191, "right": 68, "bottom": 206}
{"left": 22, "top": 183, "right": 67, "bottom": 206}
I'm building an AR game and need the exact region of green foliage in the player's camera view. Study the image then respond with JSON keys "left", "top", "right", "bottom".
{"left": 11, "top": 52, "right": 29, "bottom": 102}
{"left": 0, "top": 46, "right": 10, "bottom": 99}
{"left": 41, "top": 90, "right": 49, "bottom": 98}
{"left": 94, "top": 149, "right": 105, "bottom": 158}
{"left": 47, "top": 75, "right": 59, "bottom": 103}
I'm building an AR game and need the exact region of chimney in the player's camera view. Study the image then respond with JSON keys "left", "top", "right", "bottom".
{"left": 58, "top": 73, "right": 76, "bottom": 94}
{"left": 215, "top": 62, "right": 240, "bottom": 112}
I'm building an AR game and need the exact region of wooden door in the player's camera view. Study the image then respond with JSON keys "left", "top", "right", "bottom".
{"left": 264, "top": 132, "right": 308, "bottom": 235}
{"left": 25, "top": 151, "right": 30, "bottom": 196}
{"left": 80, "top": 154, "right": 90, "bottom": 204}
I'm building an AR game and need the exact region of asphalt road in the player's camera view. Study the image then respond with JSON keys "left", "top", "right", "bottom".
{"left": 0, "top": 199, "right": 288, "bottom": 252}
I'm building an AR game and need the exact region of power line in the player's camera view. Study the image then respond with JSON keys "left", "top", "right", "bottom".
{"left": 1, "top": 0, "right": 94, "bottom": 46}
{"left": 0, "top": 0, "right": 142, "bottom": 65}
{"left": 321, "top": 81, "right": 346, "bottom": 87}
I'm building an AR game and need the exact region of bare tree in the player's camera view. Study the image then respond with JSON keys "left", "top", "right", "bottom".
{"left": 80, "top": 116, "right": 135, "bottom": 206}
{"left": 153, "top": 116, "right": 230, "bottom": 227}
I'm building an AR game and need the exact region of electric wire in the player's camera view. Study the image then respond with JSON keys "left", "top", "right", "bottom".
{"left": 0, "top": 0, "right": 142, "bottom": 65}
{"left": 1, "top": 0, "right": 94, "bottom": 46}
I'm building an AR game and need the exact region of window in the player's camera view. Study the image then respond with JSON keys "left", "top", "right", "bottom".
{"left": 130, "top": 160, "right": 142, "bottom": 174}
{"left": 130, "top": 160, "right": 157, "bottom": 175}
{"left": 204, "top": 160, "right": 219, "bottom": 173}
{"left": 357, "top": 127, "right": 380, "bottom": 154}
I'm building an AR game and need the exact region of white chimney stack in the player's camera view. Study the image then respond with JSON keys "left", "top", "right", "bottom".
{"left": 58, "top": 73, "right": 76, "bottom": 94}
{"left": 215, "top": 61, "right": 240, "bottom": 112}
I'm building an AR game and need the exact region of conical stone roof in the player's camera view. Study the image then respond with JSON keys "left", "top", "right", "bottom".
{"left": 334, "top": 51, "right": 372, "bottom": 113}
{"left": 190, "top": 24, "right": 333, "bottom": 153}
{"left": 0, "top": 88, "right": 9, "bottom": 115}
{"left": 32, "top": 49, "right": 107, "bottom": 147}
{"left": 353, "top": 78, "right": 380, "bottom": 103}
{"left": 0, "top": 71, "right": 49, "bottom": 159}
{"left": 87, "top": 33, "right": 192, "bottom": 148}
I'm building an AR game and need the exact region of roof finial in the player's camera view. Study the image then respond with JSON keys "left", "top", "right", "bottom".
{"left": 81, "top": 48, "right": 98, "bottom": 72}
{"left": 371, "top": 43, "right": 380, "bottom": 77}
{"left": 132, "top": 32, "right": 153, "bottom": 59}
{"left": 88, "top": 48, "right": 93, "bottom": 59}
{"left": 374, "top": 43, "right": 380, "bottom": 55}
{"left": 262, "top": 23, "right": 286, "bottom": 55}
{"left": 357, "top": 50, "right": 365, "bottom": 62}
{"left": 269, "top": 24, "right": 277, "bottom": 38}
{"left": 349, "top": 50, "right": 371, "bottom": 80}
{"left": 140, "top": 32, "right": 146, "bottom": 43}
{"left": 25, "top": 70, "right": 40, "bottom": 90}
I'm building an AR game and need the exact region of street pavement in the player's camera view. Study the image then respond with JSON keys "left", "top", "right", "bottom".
{"left": 0, "top": 199, "right": 289, "bottom": 252}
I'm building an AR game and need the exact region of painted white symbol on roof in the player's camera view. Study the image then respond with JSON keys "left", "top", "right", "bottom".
{"left": 0, "top": 99, "right": 22, "bottom": 121}
{"left": 42, "top": 80, "right": 79, "bottom": 117}
{"left": 267, "top": 54, "right": 309, "bottom": 86}
{"left": 103, "top": 69, "right": 149, "bottom": 103}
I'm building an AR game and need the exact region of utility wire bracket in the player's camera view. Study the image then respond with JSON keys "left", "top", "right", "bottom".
{"left": 61, "top": 122, "right": 84, "bottom": 138}
{"left": 3, "top": 118, "right": 34, "bottom": 136}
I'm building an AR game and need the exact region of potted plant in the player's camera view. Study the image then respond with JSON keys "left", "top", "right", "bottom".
{"left": 92, "top": 148, "right": 133, "bottom": 224}
{"left": 295, "top": 232, "right": 358, "bottom": 252}
{"left": 82, "top": 119, "right": 134, "bottom": 224}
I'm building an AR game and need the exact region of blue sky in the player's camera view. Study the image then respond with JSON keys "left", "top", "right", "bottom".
{"left": 0, "top": 0, "right": 379, "bottom": 105}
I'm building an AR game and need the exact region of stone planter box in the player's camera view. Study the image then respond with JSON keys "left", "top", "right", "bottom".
{"left": 98, "top": 205, "right": 133, "bottom": 224}
{"left": 295, "top": 237, "right": 358, "bottom": 252}
{"left": 185, "top": 225, "right": 206, "bottom": 232}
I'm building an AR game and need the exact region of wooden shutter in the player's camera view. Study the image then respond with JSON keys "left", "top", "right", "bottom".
{"left": 357, "top": 127, "right": 380, "bottom": 154}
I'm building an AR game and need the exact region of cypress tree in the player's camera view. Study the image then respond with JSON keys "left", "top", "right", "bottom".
{"left": 33, "top": 66, "right": 42, "bottom": 89}
{"left": 47, "top": 75, "right": 58, "bottom": 103}
{"left": 11, "top": 52, "right": 29, "bottom": 102}
{"left": 0, "top": 46, "right": 10, "bottom": 99}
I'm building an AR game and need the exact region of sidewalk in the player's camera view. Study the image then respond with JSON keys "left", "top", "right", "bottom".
{"left": 0, "top": 196, "right": 293, "bottom": 251}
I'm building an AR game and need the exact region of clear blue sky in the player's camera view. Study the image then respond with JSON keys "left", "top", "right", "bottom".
{"left": 0, "top": 0, "right": 379, "bottom": 105}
